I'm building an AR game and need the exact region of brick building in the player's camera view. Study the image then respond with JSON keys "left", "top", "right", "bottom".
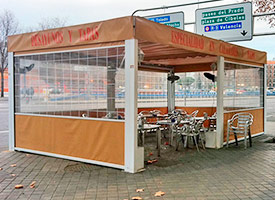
{"left": 0, "top": 68, "right": 8, "bottom": 93}
{"left": 267, "top": 61, "right": 275, "bottom": 89}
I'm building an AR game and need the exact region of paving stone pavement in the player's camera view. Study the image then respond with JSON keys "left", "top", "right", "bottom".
{"left": 1, "top": 133, "right": 275, "bottom": 200}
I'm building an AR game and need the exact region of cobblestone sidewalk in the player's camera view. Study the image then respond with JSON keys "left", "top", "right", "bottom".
{"left": 1, "top": 134, "right": 275, "bottom": 200}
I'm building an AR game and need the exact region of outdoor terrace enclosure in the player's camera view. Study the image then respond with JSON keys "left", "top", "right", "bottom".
{"left": 8, "top": 16, "right": 266, "bottom": 173}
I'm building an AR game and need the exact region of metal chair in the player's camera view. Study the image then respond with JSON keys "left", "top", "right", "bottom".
{"left": 209, "top": 112, "right": 217, "bottom": 131}
{"left": 186, "top": 110, "right": 199, "bottom": 120}
{"left": 176, "top": 117, "right": 207, "bottom": 152}
{"left": 150, "top": 110, "right": 162, "bottom": 116}
{"left": 226, "top": 112, "right": 253, "bottom": 149}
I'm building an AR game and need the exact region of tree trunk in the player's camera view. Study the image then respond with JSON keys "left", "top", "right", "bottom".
{"left": 1, "top": 70, "right": 4, "bottom": 97}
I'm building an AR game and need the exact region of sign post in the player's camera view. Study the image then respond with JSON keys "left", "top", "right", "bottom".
{"left": 145, "top": 12, "right": 184, "bottom": 30}
{"left": 195, "top": 2, "right": 253, "bottom": 42}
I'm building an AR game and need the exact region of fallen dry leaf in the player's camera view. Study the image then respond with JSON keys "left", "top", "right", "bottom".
{"left": 135, "top": 188, "right": 144, "bottom": 193}
{"left": 0, "top": 168, "right": 2, "bottom": 171}
{"left": 10, "top": 164, "right": 16, "bottom": 167}
{"left": 26, "top": 154, "right": 30, "bottom": 157}
{"left": 15, "top": 184, "right": 24, "bottom": 189}
{"left": 154, "top": 191, "right": 165, "bottom": 197}
{"left": 11, "top": 174, "right": 16, "bottom": 177}
{"left": 131, "top": 197, "right": 142, "bottom": 200}
{"left": 147, "top": 159, "right": 158, "bottom": 164}
{"left": 30, "top": 181, "right": 36, "bottom": 188}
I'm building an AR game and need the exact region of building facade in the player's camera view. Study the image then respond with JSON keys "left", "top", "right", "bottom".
{"left": 267, "top": 61, "right": 275, "bottom": 89}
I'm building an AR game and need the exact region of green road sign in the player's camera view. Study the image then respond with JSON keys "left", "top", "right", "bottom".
{"left": 164, "top": 22, "right": 181, "bottom": 28}
{"left": 195, "top": 2, "right": 253, "bottom": 42}
{"left": 145, "top": 12, "right": 184, "bottom": 30}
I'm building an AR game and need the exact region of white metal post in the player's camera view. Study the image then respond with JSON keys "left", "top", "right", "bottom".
{"left": 264, "top": 64, "right": 267, "bottom": 134}
{"left": 167, "top": 71, "right": 175, "bottom": 113}
{"left": 8, "top": 52, "right": 14, "bottom": 151}
{"left": 124, "top": 39, "right": 144, "bottom": 173}
{"left": 216, "top": 56, "right": 224, "bottom": 148}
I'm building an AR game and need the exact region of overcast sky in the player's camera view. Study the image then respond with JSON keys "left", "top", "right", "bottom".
{"left": 1, "top": 0, "right": 275, "bottom": 60}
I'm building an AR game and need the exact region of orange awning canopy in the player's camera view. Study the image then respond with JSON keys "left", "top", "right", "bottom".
{"left": 8, "top": 16, "right": 267, "bottom": 72}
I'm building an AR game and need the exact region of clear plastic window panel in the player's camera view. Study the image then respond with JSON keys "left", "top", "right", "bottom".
{"left": 14, "top": 46, "right": 125, "bottom": 120}
{"left": 137, "top": 71, "right": 167, "bottom": 108}
{"left": 175, "top": 72, "right": 217, "bottom": 107}
{"left": 223, "top": 63, "right": 264, "bottom": 111}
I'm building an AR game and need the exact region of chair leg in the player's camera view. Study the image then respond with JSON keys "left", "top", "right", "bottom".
{"left": 193, "top": 136, "right": 200, "bottom": 152}
{"left": 184, "top": 136, "right": 188, "bottom": 148}
{"left": 192, "top": 136, "right": 196, "bottom": 146}
{"left": 244, "top": 128, "right": 247, "bottom": 150}
{"left": 248, "top": 128, "right": 252, "bottom": 147}
{"left": 234, "top": 132, "right": 238, "bottom": 146}
{"left": 181, "top": 135, "right": 185, "bottom": 147}
{"left": 227, "top": 126, "right": 230, "bottom": 148}
{"left": 175, "top": 137, "right": 179, "bottom": 151}
{"left": 200, "top": 134, "right": 206, "bottom": 150}
{"left": 175, "top": 134, "right": 182, "bottom": 151}
{"left": 244, "top": 135, "right": 247, "bottom": 149}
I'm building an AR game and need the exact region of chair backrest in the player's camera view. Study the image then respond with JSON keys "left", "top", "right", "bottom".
{"left": 172, "top": 109, "right": 186, "bottom": 116}
{"left": 232, "top": 112, "right": 253, "bottom": 128}
{"left": 150, "top": 110, "right": 162, "bottom": 116}
{"left": 191, "top": 118, "right": 206, "bottom": 134}
{"left": 139, "top": 110, "right": 150, "bottom": 116}
{"left": 212, "top": 112, "right": 217, "bottom": 118}
{"left": 191, "top": 110, "right": 199, "bottom": 118}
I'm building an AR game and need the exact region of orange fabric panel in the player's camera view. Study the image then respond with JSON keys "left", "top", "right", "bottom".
{"left": 138, "top": 107, "right": 168, "bottom": 114}
{"left": 135, "top": 17, "right": 267, "bottom": 65}
{"left": 225, "top": 57, "right": 264, "bottom": 67}
{"left": 8, "top": 16, "right": 134, "bottom": 53}
{"left": 223, "top": 108, "right": 264, "bottom": 142}
{"left": 15, "top": 115, "right": 125, "bottom": 165}
{"left": 174, "top": 64, "right": 212, "bottom": 73}
{"left": 14, "top": 41, "right": 124, "bottom": 55}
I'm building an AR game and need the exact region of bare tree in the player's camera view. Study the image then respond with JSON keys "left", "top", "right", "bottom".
{"left": 0, "top": 10, "right": 18, "bottom": 97}
{"left": 38, "top": 17, "right": 67, "bottom": 30}
{"left": 25, "top": 17, "right": 67, "bottom": 33}
{"left": 244, "top": 0, "right": 275, "bottom": 27}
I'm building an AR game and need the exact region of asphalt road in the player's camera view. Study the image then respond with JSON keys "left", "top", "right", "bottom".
{"left": 0, "top": 99, "right": 8, "bottom": 151}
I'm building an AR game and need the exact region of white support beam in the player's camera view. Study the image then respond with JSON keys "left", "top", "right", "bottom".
{"left": 216, "top": 56, "right": 224, "bottom": 149}
{"left": 8, "top": 52, "right": 14, "bottom": 151}
{"left": 167, "top": 71, "right": 175, "bottom": 113}
{"left": 124, "top": 39, "right": 144, "bottom": 173}
{"left": 264, "top": 65, "right": 267, "bottom": 134}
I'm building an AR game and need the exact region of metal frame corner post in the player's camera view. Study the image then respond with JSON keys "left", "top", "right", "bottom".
{"left": 124, "top": 39, "right": 143, "bottom": 173}
{"left": 216, "top": 56, "right": 224, "bottom": 149}
{"left": 8, "top": 52, "right": 15, "bottom": 151}
{"left": 264, "top": 64, "right": 267, "bottom": 134}
{"left": 167, "top": 71, "right": 175, "bottom": 113}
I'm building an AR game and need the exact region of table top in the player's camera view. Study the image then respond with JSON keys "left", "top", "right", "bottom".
{"left": 157, "top": 117, "right": 214, "bottom": 125}
{"left": 138, "top": 124, "right": 161, "bottom": 130}
{"left": 156, "top": 120, "right": 174, "bottom": 125}
{"left": 157, "top": 119, "right": 191, "bottom": 125}
{"left": 141, "top": 114, "right": 168, "bottom": 118}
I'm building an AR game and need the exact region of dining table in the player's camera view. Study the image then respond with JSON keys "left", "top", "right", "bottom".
{"left": 137, "top": 124, "right": 161, "bottom": 156}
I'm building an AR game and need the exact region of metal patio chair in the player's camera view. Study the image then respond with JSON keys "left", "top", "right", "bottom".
{"left": 185, "top": 110, "right": 199, "bottom": 120}
{"left": 176, "top": 116, "right": 207, "bottom": 152}
{"left": 226, "top": 112, "right": 253, "bottom": 149}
